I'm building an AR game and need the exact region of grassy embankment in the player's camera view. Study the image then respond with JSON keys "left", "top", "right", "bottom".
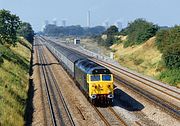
{"left": 111, "top": 36, "right": 180, "bottom": 87}
{"left": 0, "top": 37, "right": 31, "bottom": 126}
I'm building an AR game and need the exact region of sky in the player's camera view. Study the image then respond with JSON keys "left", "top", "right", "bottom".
{"left": 0, "top": 0, "right": 179, "bottom": 32}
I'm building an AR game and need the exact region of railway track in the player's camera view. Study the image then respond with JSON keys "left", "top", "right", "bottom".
{"left": 43, "top": 37, "right": 180, "bottom": 118}
{"left": 34, "top": 40, "right": 48, "bottom": 125}
{"left": 36, "top": 39, "right": 75, "bottom": 126}
{"left": 39, "top": 36, "right": 180, "bottom": 122}
{"left": 38, "top": 37, "right": 130, "bottom": 125}
{"left": 91, "top": 105, "right": 128, "bottom": 126}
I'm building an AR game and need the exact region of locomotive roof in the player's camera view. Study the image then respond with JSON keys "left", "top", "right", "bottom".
{"left": 75, "top": 59, "right": 111, "bottom": 74}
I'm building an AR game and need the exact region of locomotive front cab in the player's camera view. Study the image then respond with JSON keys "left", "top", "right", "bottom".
{"left": 87, "top": 73, "right": 114, "bottom": 104}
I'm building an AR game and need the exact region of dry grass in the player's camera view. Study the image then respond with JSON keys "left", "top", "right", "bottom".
{"left": 111, "top": 37, "right": 163, "bottom": 77}
{"left": 11, "top": 37, "right": 31, "bottom": 60}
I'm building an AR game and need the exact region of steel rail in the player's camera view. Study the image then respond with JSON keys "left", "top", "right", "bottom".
{"left": 36, "top": 41, "right": 57, "bottom": 126}
{"left": 41, "top": 45, "right": 76, "bottom": 126}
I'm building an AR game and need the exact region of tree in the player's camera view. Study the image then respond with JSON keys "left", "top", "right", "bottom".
{"left": 122, "top": 18, "right": 159, "bottom": 47}
{"left": 0, "top": 9, "right": 20, "bottom": 46}
{"left": 156, "top": 26, "right": 180, "bottom": 52}
{"left": 104, "top": 25, "right": 118, "bottom": 35}
{"left": 156, "top": 26, "right": 180, "bottom": 69}
{"left": 18, "top": 22, "right": 34, "bottom": 43}
{"left": 163, "top": 43, "right": 180, "bottom": 69}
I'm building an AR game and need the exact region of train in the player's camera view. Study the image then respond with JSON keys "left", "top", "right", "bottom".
{"left": 42, "top": 37, "right": 114, "bottom": 105}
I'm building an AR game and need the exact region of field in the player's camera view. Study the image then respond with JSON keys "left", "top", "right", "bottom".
{"left": 0, "top": 38, "right": 31, "bottom": 126}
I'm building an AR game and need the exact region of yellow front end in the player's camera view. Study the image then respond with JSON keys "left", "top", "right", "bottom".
{"left": 87, "top": 74, "right": 114, "bottom": 97}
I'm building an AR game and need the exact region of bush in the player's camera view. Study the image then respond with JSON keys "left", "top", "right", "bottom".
{"left": 158, "top": 69, "right": 180, "bottom": 86}
{"left": 163, "top": 43, "right": 180, "bottom": 69}
{"left": 104, "top": 25, "right": 119, "bottom": 35}
{"left": 156, "top": 26, "right": 180, "bottom": 69}
{"left": 134, "top": 58, "right": 144, "bottom": 65}
{"left": 96, "top": 35, "right": 116, "bottom": 47}
{"left": 156, "top": 26, "right": 180, "bottom": 52}
{"left": 124, "top": 40, "right": 135, "bottom": 48}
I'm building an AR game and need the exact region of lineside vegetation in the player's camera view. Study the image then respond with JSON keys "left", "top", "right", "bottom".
{"left": 0, "top": 9, "right": 33, "bottom": 125}
{"left": 96, "top": 18, "right": 180, "bottom": 86}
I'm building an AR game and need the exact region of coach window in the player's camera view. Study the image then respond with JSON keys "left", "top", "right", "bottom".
{"left": 91, "top": 75, "right": 100, "bottom": 81}
{"left": 102, "top": 75, "right": 111, "bottom": 81}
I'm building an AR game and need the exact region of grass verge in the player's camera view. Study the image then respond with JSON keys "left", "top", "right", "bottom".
{"left": 112, "top": 37, "right": 179, "bottom": 87}
{"left": 0, "top": 38, "right": 31, "bottom": 126}
{"left": 157, "top": 69, "right": 180, "bottom": 87}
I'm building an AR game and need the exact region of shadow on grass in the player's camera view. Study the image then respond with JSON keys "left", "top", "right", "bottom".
{"left": 7, "top": 88, "right": 26, "bottom": 116}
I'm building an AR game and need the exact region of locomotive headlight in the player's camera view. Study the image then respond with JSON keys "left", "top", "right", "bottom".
{"left": 91, "top": 94, "right": 96, "bottom": 99}
{"left": 108, "top": 94, "right": 114, "bottom": 99}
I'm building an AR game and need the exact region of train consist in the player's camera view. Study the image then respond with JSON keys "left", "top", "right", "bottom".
{"left": 43, "top": 38, "right": 114, "bottom": 105}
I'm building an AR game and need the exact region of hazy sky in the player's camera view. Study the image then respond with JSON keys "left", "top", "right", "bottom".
{"left": 0, "top": 0, "right": 179, "bottom": 31}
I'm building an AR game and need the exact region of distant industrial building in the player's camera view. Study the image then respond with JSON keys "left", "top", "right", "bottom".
{"left": 74, "top": 38, "right": 80, "bottom": 44}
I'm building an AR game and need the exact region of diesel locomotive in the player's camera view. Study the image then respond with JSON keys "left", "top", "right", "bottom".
{"left": 75, "top": 59, "right": 114, "bottom": 104}
{"left": 41, "top": 37, "right": 114, "bottom": 105}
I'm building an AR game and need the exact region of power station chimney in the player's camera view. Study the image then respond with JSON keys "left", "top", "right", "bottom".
{"left": 62, "top": 20, "right": 66, "bottom": 27}
{"left": 87, "top": 11, "right": 90, "bottom": 27}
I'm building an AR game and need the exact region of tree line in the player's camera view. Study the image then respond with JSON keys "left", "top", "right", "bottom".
{"left": 42, "top": 24, "right": 106, "bottom": 36}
